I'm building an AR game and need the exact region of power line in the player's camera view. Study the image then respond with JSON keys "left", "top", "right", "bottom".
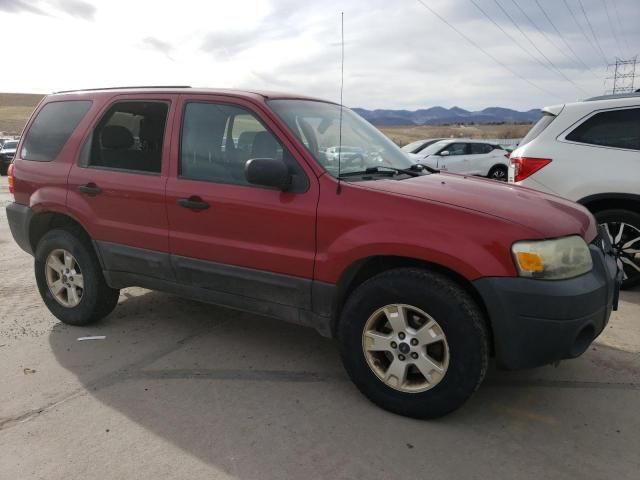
{"left": 511, "top": 0, "right": 586, "bottom": 74}
{"left": 534, "top": 0, "right": 599, "bottom": 78}
{"left": 561, "top": 0, "right": 607, "bottom": 66}
{"left": 578, "top": 0, "right": 608, "bottom": 63}
{"left": 601, "top": 0, "right": 623, "bottom": 58}
{"left": 470, "top": 0, "right": 558, "bottom": 76}
{"left": 493, "top": 0, "right": 590, "bottom": 95}
{"left": 611, "top": 0, "right": 632, "bottom": 58}
{"left": 413, "top": 0, "right": 561, "bottom": 99}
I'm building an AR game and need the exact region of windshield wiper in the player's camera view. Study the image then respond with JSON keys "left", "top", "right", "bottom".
{"left": 339, "top": 166, "right": 422, "bottom": 178}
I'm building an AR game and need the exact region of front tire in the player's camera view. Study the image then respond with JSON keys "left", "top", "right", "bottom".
{"left": 338, "top": 268, "right": 489, "bottom": 419}
{"left": 595, "top": 209, "right": 640, "bottom": 289}
{"left": 488, "top": 164, "right": 507, "bottom": 181}
{"left": 35, "top": 229, "right": 120, "bottom": 325}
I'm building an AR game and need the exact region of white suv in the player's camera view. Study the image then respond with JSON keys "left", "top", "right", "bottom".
{"left": 508, "top": 93, "right": 640, "bottom": 287}
{"left": 408, "top": 139, "right": 510, "bottom": 180}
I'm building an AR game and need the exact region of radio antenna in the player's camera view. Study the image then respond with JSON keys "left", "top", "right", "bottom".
{"left": 336, "top": 11, "right": 344, "bottom": 195}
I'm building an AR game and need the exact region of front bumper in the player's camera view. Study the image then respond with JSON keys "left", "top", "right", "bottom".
{"left": 474, "top": 244, "right": 620, "bottom": 370}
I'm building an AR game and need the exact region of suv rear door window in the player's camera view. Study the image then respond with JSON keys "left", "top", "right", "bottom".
{"left": 566, "top": 108, "right": 640, "bottom": 150}
{"left": 180, "top": 102, "right": 307, "bottom": 191}
{"left": 83, "top": 101, "right": 168, "bottom": 173}
{"left": 21, "top": 100, "right": 92, "bottom": 161}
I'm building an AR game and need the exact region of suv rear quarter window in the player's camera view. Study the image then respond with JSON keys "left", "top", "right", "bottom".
{"left": 566, "top": 108, "right": 640, "bottom": 150}
{"left": 21, "top": 100, "right": 92, "bottom": 161}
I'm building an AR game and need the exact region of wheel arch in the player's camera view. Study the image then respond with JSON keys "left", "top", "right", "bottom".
{"left": 29, "top": 211, "right": 94, "bottom": 254}
{"left": 577, "top": 193, "right": 640, "bottom": 214}
{"left": 329, "top": 255, "right": 494, "bottom": 351}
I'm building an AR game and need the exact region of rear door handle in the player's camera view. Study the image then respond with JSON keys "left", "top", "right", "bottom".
{"left": 177, "top": 197, "right": 210, "bottom": 210}
{"left": 78, "top": 183, "right": 102, "bottom": 196}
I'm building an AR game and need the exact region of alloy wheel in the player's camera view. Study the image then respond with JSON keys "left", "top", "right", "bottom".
{"left": 362, "top": 304, "right": 450, "bottom": 393}
{"left": 601, "top": 222, "right": 640, "bottom": 283}
{"left": 45, "top": 249, "right": 84, "bottom": 307}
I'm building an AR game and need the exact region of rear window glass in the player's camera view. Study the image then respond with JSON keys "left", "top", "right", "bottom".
{"left": 566, "top": 108, "right": 640, "bottom": 150}
{"left": 21, "top": 101, "right": 92, "bottom": 161}
{"left": 519, "top": 111, "right": 554, "bottom": 147}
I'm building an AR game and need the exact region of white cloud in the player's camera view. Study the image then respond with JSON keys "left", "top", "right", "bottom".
{"left": 0, "top": 0, "right": 636, "bottom": 110}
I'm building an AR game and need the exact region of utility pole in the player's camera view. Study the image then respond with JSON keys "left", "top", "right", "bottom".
{"left": 605, "top": 57, "right": 637, "bottom": 95}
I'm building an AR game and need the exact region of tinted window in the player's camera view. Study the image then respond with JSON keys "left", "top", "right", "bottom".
{"left": 180, "top": 102, "right": 308, "bottom": 191}
{"left": 470, "top": 143, "right": 493, "bottom": 154}
{"left": 443, "top": 143, "right": 467, "bottom": 155}
{"left": 566, "top": 108, "right": 640, "bottom": 150}
{"left": 21, "top": 100, "right": 91, "bottom": 161}
{"left": 520, "top": 111, "right": 554, "bottom": 147}
{"left": 84, "top": 101, "right": 168, "bottom": 173}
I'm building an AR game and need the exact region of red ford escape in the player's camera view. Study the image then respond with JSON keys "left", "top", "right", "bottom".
{"left": 6, "top": 87, "right": 621, "bottom": 418}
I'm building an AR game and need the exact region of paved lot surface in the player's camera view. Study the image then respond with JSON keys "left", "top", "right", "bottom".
{"left": 1, "top": 177, "right": 639, "bottom": 479}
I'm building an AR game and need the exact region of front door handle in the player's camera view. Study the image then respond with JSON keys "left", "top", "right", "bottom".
{"left": 78, "top": 183, "right": 102, "bottom": 196}
{"left": 177, "top": 197, "right": 210, "bottom": 210}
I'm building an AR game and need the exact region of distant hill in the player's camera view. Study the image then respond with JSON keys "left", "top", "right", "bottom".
{"left": 0, "top": 93, "right": 44, "bottom": 134}
{"left": 352, "top": 106, "right": 541, "bottom": 126}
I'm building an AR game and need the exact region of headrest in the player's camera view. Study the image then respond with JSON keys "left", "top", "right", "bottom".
{"left": 251, "top": 131, "right": 278, "bottom": 158}
{"left": 101, "top": 125, "right": 134, "bottom": 149}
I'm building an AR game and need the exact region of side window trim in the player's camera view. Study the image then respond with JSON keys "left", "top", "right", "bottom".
{"left": 560, "top": 105, "right": 640, "bottom": 152}
{"left": 177, "top": 99, "right": 309, "bottom": 192}
{"left": 78, "top": 99, "right": 170, "bottom": 175}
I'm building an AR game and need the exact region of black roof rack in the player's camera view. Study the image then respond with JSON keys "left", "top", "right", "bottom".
{"left": 53, "top": 85, "right": 192, "bottom": 94}
{"left": 585, "top": 92, "right": 640, "bottom": 101}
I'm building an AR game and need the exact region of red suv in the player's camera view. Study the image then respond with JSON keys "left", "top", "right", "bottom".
{"left": 6, "top": 87, "right": 621, "bottom": 418}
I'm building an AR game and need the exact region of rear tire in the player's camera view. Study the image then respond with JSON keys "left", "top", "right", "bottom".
{"left": 35, "top": 229, "right": 120, "bottom": 325}
{"left": 594, "top": 209, "right": 640, "bottom": 289}
{"left": 338, "top": 268, "right": 489, "bottom": 419}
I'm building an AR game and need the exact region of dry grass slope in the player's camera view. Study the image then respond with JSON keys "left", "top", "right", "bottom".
{"left": 380, "top": 124, "right": 533, "bottom": 147}
{"left": 0, "top": 93, "right": 44, "bottom": 134}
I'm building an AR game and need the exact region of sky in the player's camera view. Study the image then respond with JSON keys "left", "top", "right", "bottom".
{"left": 0, "top": 0, "right": 637, "bottom": 110}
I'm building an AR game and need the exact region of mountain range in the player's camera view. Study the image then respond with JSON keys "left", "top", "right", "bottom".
{"left": 352, "top": 106, "right": 542, "bottom": 126}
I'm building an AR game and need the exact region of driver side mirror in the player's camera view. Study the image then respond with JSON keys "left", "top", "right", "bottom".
{"left": 439, "top": 150, "right": 450, "bottom": 157}
{"left": 245, "top": 158, "right": 291, "bottom": 191}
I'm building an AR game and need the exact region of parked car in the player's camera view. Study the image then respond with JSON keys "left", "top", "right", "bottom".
{"left": 508, "top": 92, "right": 640, "bottom": 288}
{"left": 6, "top": 87, "right": 620, "bottom": 419}
{"left": 401, "top": 138, "right": 445, "bottom": 154}
{"left": 0, "top": 139, "right": 18, "bottom": 175}
{"left": 324, "top": 145, "right": 367, "bottom": 165}
{"left": 408, "top": 139, "right": 511, "bottom": 180}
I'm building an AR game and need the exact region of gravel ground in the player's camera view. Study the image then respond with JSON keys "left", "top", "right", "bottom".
{"left": 0, "top": 176, "right": 639, "bottom": 480}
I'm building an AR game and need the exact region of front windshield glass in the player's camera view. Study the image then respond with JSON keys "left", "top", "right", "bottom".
{"left": 401, "top": 140, "right": 426, "bottom": 152}
{"left": 417, "top": 140, "right": 450, "bottom": 157}
{"left": 3, "top": 141, "right": 18, "bottom": 149}
{"left": 268, "top": 99, "right": 413, "bottom": 177}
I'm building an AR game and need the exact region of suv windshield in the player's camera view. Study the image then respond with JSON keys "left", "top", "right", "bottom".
{"left": 3, "top": 141, "right": 18, "bottom": 149}
{"left": 268, "top": 99, "right": 414, "bottom": 178}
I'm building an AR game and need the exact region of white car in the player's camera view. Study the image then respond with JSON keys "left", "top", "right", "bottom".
{"left": 508, "top": 92, "right": 639, "bottom": 287}
{"left": 408, "top": 139, "right": 510, "bottom": 180}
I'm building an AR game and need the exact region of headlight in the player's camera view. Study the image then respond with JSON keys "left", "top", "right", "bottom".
{"left": 512, "top": 235, "right": 592, "bottom": 280}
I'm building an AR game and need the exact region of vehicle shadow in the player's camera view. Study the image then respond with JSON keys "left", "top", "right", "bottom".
{"left": 48, "top": 289, "right": 640, "bottom": 479}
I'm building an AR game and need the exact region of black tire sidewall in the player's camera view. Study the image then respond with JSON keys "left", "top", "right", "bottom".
{"left": 594, "top": 208, "right": 640, "bottom": 289}
{"left": 338, "top": 269, "right": 488, "bottom": 419}
{"left": 34, "top": 229, "right": 115, "bottom": 325}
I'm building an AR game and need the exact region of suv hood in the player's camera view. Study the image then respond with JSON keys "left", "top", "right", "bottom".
{"left": 359, "top": 173, "right": 596, "bottom": 240}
